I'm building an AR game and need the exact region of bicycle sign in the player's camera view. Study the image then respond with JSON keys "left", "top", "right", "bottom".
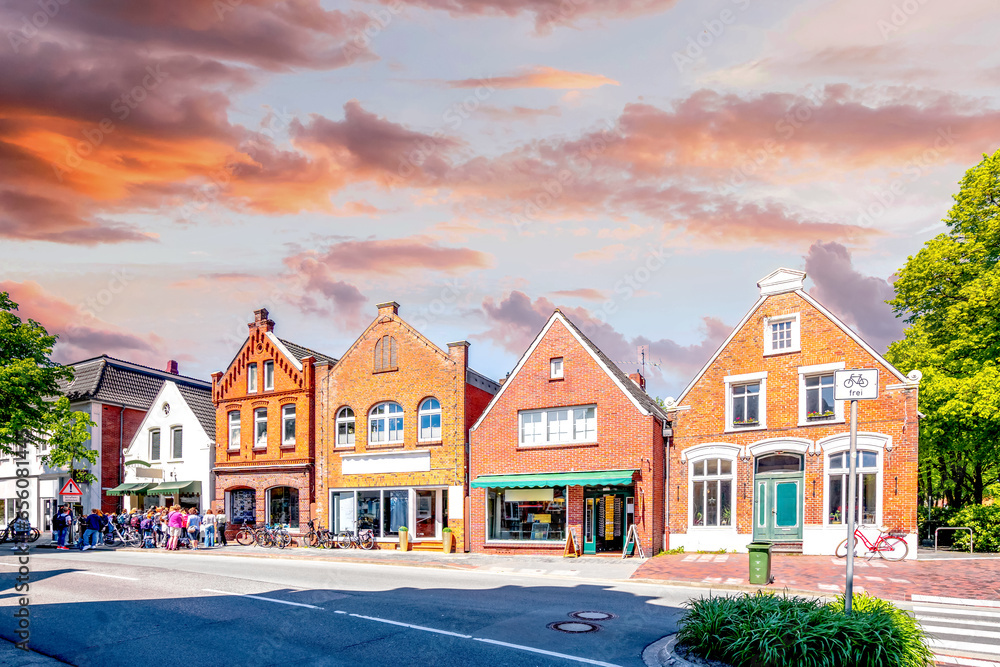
{"left": 834, "top": 369, "right": 879, "bottom": 400}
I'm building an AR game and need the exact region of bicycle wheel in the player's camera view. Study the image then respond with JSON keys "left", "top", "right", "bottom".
{"left": 359, "top": 531, "right": 376, "bottom": 550}
{"left": 258, "top": 531, "right": 274, "bottom": 548}
{"left": 338, "top": 531, "right": 353, "bottom": 549}
{"left": 280, "top": 531, "right": 291, "bottom": 548}
{"left": 879, "top": 536, "right": 908, "bottom": 561}
{"left": 321, "top": 535, "right": 335, "bottom": 549}
{"left": 28, "top": 528, "right": 40, "bottom": 543}
{"left": 126, "top": 531, "right": 142, "bottom": 548}
{"left": 235, "top": 530, "right": 254, "bottom": 546}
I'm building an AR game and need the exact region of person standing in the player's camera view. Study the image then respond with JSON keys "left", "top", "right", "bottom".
{"left": 53, "top": 505, "right": 72, "bottom": 550}
{"left": 216, "top": 509, "right": 227, "bottom": 547}
{"left": 81, "top": 509, "right": 102, "bottom": 550}
{"left": 167, "top": 505, "right": 184, "bottom": 550}
{"left": 186, "top": 508, "right": 201, "bottom": 550}
{"left": 202, "top": 509, "right": 216, "bottom": 548}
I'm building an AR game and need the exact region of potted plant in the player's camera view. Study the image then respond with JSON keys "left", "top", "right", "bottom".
{"left": 398, "top": 526, "right": 408, "bottom": 551}
{"left": 442, "top": 527, "right": 453, "bottom": 553}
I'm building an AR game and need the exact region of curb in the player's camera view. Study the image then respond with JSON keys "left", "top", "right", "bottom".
{"left": 628, "top": 577, "right": 841, "bottom": 601}
{"left": 641, "top": 635, "right": 703, "bottom": 667}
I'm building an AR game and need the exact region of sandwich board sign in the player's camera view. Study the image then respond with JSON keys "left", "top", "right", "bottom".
{"left": 834, "top": 369, "right": 879, "bottom": 401}
{"left": 60, "top": 479, "right": 83, "bottom": 503}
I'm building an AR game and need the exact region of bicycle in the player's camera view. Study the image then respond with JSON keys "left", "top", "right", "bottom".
{"left": 337, "top": 522, "right": 376, "bottom": 550}
{"left": 304, "top": 519, "right": 334, "bottom": 548}
{"left": 104, "top": 522, "right": 142, "bottom": 548}
{"left": 0, "top": 525, "right": 40, "bottom": 544}
{"left": 842, "top": 373, "right": 869, "bottom": 388}
{"left": 234, "top": 521, "right": 258, "bottom": 546}
{"left": 835, "top": 525, "right": 908, "bottom": 561}
{"left": 253, "top": 524, "right": 290, "bottom": 549}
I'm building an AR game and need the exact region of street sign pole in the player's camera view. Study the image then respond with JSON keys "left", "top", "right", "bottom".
{"left": 845, "top": 398, "right": 858, "bottom": 615}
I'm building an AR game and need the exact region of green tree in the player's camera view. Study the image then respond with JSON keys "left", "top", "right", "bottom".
{"left": 0, "top": 292, "right": 73, "bottom": 456}
{"left": 887, "top": 148, "right": 1000, "bottom": 507}
{"left": 41, "top": 397, "right": 98, "bottom": 484}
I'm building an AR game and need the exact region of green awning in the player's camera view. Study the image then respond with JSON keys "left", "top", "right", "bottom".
{"left": 470, "top": 470, "right": 637, "bottom": 489}
{"left": 106, "top": 482, "right": 156, "bottom": 496}
{"left": 145, "top": 480, "right": 202, "bottom": 495}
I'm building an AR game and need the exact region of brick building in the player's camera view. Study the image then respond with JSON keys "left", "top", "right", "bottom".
{"left": 315, "top": 302, "right": 498, "bottom": 550}
{"left": 469, "top": 310, "right": 670, "bottom": 556}
{"left": 211, "top": 309, "right": 336, "bottom": 535}
{"left": 665, "top": 269, "right": 920, "bottom": 557}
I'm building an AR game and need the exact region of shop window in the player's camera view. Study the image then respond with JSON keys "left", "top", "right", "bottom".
{"left": 418, "top": 398, "right": 441, "bottom": 441}
{"left": 229, "top": 489, "right": 255, "bottom": 524}
{"left": 331, "top": 491, "right": 355, "bottom": 533}
{"left": 374, "top": 335, "right": 398, "bottom": 372}
{"left": 357, "top": 490, "right": 381, "bottom": 531}
{"left": 487, "top": 487, "right": 566, "bottom": 541}
{"left": 382, "top": 489, "right": 409, "bottom": 537}
{"left": 369, "top": 402, "right": 403, "bottom": 444}
{"left": 691, "top": 458, "right": 734, "bottom": 527}
{"left": 228, "top": 411, "right": 240, "bottom": 450}
{"left": 282, "top": 404, "right": 296, "bottom": 445}
{"left": 149, "top": 429, "right": 161, "bottom": 462}
{"left": 268, "top": 487, "right": 299, "bottom": 527}
{"left": 518, "top": 406, "right": 596, "bottom": 446}
{"left": 336, "top": 407, "right": 355, "bottom": 446}
{"left": 828, "top": 451, "right": 878, "bottom": 525}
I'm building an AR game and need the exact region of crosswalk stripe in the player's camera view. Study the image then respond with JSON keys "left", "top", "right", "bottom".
{"left": 913, "top": 607, "right": 1000, "bottom": 620}
{"left": 917, "top": 615, "right": 1000, "bottom": 629}
{"left": 928, "top": 638, "right": 1000, "bottom": 656}
{"left": 924, "top": 625, "right": 1000, "bottom": 641}
{"left": 935, "top": 655, "right": 1000, "bottom": 667}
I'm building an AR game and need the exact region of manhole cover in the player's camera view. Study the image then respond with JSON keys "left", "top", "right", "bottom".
{"left": 549, "top": 621, "right": 600, "bottom": 633}
{"left": 569, "top": 611, "right": 617, "bottom": 621}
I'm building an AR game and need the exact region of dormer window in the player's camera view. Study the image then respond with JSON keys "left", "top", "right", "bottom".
{"left": 374, "top": 335, "right": 398, "bottom": 372}
{"left": 764, "top": 314, "right": 800, "bottom": 355}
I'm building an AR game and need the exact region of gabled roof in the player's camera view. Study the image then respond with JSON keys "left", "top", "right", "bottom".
{"left": 674, "top": 272, "right": 910, "bottom": 406}
{"left": 278, "top": 337, "right": 337, "bottom": 365}
{"left": 176, "top": 384, "right": 216, "bottom": 437}
{"left": 471, "top": 310, "right": 668, "bottom": 432}
{"left": 220, "top": 334, "right": 337, "bottom": 376}
{"left": 59, "top": 356, "right": 210, "bottom": 412}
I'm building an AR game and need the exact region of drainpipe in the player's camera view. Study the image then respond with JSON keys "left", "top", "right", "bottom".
{"left": 664, "top": 437, "right": 670, "bottom": 552}
{"left": 119, "top": 407, "right": 124, "bottom": 512}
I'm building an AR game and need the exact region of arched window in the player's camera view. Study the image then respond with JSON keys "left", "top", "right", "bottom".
{"left": 336, "top": 407, "right": 355, "bottom": 446}
{"left": 373, "top": 335, "right": 398, "bottom": 371}
{"left": 369, "top": 402, "right": 403, "bottom": 444}
{"left": 419, "top": 398, "right": 441, "bottom": 441}
{"left": 267, "top": 486, "right": 299, "bottom": 526}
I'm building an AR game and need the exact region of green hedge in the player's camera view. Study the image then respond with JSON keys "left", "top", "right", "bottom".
{"left": 949, "top": 504, "right": 1000, "bottom": 552}
{"left": 676, "top": 591, "right": 933, "bottom": 667}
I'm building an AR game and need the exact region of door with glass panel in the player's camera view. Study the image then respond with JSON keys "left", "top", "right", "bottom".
{"left": 414, "top": 489, "right": 439, "bottom": 539}
{"left": 752, "top": 453, "right": 804, "bottom": 542}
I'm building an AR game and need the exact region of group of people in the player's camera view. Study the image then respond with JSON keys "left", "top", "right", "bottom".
{"left": 50, "top": 505, "right": 228, "bottom": 550}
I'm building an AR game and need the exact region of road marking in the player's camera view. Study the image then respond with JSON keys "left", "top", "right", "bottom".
{"left": 935, "top": 655, "right": 1000, "bottom": 666}
{"left": 202, "top": 589, "right": 322, "bottom": 609}
{"left": 473, "top": 637, "right": 621, "bottom": 666}
{"left": 349, "top": 614, "right": 472, "bottom": 638}
{"left": 913, "top": 595, "right": 1000, "bottom": 608}
{"left": 918, "top": 616, "right": 1000, "bottom": 629}
{"left": 914, "top": 607, "right": 1000, "bottom": 619}
{"left": 75, "top": 572, "right": 139, "bottom": 581}
{"left": 924, "top": 625, "right": 1000, "bottom": 640}
{"left": 927, "top": 638, "right": 1000, "bottom": 655}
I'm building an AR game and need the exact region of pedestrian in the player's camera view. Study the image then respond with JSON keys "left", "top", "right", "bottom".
{"left": 140, "top": 512, "right": 155, "bottom": 548}
{"left": 216, "top": 509, "right": 227, "bottom": 547}
{"left": 186, "top": 508, "right": 201, "bottom": 550}
{"left": 157, "top": 509, "right": 168, "bottom": 547}
{"left": 81, "top": 509, "right": 102, "bottom": 550}
{"left": 76, "top": 513, "right": 88, "bottom": 549}
{"left": 167, "top": 505, "right": 185, "bottom": 550}
{"left": 203, "top": 509, "right": 216, "bottom": 548}
{"left": 96, "top": 510, "right": 108, "bottom": 546}
{"left": 52, "top": 504, "right": 71, "bottom": 549}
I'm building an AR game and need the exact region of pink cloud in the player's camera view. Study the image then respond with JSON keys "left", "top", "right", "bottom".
{"left": 450, "top": 67, "right": 618, "bottom": 90}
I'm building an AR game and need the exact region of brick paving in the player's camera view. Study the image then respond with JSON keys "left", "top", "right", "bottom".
{"left": 633, "top": 553, "right": 1000, "bottom": 603}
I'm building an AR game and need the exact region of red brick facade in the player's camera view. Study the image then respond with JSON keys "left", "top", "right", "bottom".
{"left": 315, "top": 302, "right": 497, "bottom": 550}
{"left": 211, "top": 309, "right": 324, "bottom": 533}
{"left": 100, "top": 405, "right": 146, "bottom": 513}
{"left": 469, "top": 312, "right": 668, "bottom": 556}
{"left": 666, "top": 270, "right": 919, "bottom": 556}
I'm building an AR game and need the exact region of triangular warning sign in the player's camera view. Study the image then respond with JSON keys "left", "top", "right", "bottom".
{"left": 59, "top": 479, "right": 83, "bottom": 495}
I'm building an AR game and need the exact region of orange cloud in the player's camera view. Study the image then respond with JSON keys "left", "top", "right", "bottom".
{"left": 450, "top": 66, "right": 618, "bottom": 90}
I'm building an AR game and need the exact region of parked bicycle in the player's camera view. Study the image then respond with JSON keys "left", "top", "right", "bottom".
{"left": 234, "top": 521, "right": 258, "bottom": 546}
{"left": 0, "top": 524, "right": 40, "bottom": 544}
{"left": 835, "top": 525, "right": 908, "bottom": 561}
{"left": 304, "top": 519, "right": 334, "bottom": 549}
{"left": 104, "top": 521, "right": 142, "bottom": 548}
{"left": 337, "top": 522, "right": 376, "bottom": 550}
{"left": 255, "top": 524, "right": 291, "bottom": 549}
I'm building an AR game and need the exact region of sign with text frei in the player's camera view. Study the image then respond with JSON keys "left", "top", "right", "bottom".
{"left": 834, "top": 369, "right": 879, "bottom": 401}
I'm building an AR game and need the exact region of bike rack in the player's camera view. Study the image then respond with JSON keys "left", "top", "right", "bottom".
{"left": 935, "top": 526, "right": 973, "bottom": 553}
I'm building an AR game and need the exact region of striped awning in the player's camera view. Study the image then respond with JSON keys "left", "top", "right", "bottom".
{"left": 106, "top": 482, "right": 156, "bottom": 496}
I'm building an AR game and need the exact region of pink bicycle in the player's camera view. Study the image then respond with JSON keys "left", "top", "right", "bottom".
{"left": 836, "top": 525, "right": 908, "bottom": 561}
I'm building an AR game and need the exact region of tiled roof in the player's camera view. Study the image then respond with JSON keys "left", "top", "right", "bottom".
{"left": 558, "top": 314, "right": 670, "bottom": 421}
{"left": 58, "top": 355, "right": 210, "bottom": 412}
{"left": 278, "top": 338, "right": 338, "bottom": 365}
{"left": 177, "top": 384, "right": 216, "bottom": 439}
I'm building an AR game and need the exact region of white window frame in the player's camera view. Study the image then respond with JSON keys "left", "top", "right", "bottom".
{"left": 149, "top": 428, "right": 161, "bottom": 462}
{"left": 517, "top": 406, "right": 597, "bottom": 447}
{"left": 281, "top": 404, "right": 296, "bottom": 446}
{"left": 797, "top": 362, "right": 845, "bottom": 426}
{"left": 228, "top": 411, "right": 240, "bottom": 451}
{"left": 724, "top": 371, "right": 767, "bottom": 433}
{"left": 550, "top": 357, "right": 564, "bottom": 379}
{"left": 254, "top": 407, "right": 268, "bottom": 450}
{"left": 764, "top": 313, "right": 801, "bottom": 356}
{"left": 336, "top": 407, "right": 355, "bottom": 448}
{"left": 247, "top": 363, "right": 258, "bottom": 393}
{"left": 170, "top": 426, "right": 183, "bottom": 461}
{"left": 823, "top": 446, "right": 882, "bottom": 528}
{"left": 418, "top": 398, "right": 442, "bottom": 442}
{"left": 369, "top": 402, "right": 404, "bottom": 445}
{"left": 264, "top": 360, "right": 275, "bottom": 391}
{"left": 688, "top": 454, "right": 737, "bottom": 531}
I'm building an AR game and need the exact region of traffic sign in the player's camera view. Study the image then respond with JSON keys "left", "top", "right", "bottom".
{"left": 59, "top": 479, "right": 83, "bottom": 496}
{"left": 834, "top": 369, "right": 879, "bottom": 401}
{"left": 62, "top": 495, "right": 81, "bottom": 504}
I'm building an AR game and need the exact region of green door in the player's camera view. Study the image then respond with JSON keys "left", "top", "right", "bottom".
{"left": 584, "top": 497, "right": 596, "bottom": 554}
{"left": 752, "top": 454, "right": 804, "bottom": 542}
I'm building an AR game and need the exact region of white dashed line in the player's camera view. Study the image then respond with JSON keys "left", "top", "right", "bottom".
{"left": 202, "top": 589, "right": 322, "bottom": 609}
{"left": 75, "top": 572, "right": 139, "bottom": 580}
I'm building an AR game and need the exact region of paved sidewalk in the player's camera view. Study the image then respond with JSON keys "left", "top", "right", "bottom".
{"left": 632, "top": 551, "right": 1000, "bottom": 603}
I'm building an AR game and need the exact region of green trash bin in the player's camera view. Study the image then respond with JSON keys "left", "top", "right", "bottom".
{"left": 747, "top": 543, "right": 773, "bottom": 585}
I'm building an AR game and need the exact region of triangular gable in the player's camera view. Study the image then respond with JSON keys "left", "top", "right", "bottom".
{"left": 329, "top": 310, "right": 454, "bottom": 374}
{"left": 124, "top": 381, "right": 212, "bottom": 456}
{"left": 470, "top": 310, "right": 664, "bottom": 433}
{"left": 675, "top": 284, "right": 910, "bottom": 406}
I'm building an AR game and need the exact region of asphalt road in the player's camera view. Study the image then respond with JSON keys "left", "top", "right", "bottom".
{"left": 0, "top": 549, "right": 694, "bottom": 666}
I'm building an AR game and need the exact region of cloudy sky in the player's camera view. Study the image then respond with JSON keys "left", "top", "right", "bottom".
{"left": 2, "top": 0, "right": 997, "bottom": 399}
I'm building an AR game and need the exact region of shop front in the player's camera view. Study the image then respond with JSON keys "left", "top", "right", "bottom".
{"left": 144, "top": 480, "right": 203, "bottom": 511}
{"left": 329, "top": 486, "right": 449, "bottom": 543}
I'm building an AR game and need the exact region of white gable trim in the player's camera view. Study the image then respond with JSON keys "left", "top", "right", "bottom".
{"left": 675, "top": 296, "right": 766, "bottom": 406}
{"left": 124, "top": 381, "right": 212, "bottom": 455}
{"left": 470, "top": 311, "right": 652, "bottom": 432}
{"left": 266, "top": 332, "right": 304, "bottom": 372}
{"left": 795, "top": 290, "right": 908, "bottom": 383}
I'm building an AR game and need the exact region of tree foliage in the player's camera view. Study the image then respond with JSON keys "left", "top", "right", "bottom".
{"left": 887, "top": 149, "right": 1000, "bottom": 507}
{"left": 0, "top": 292, "right": 73, "bottom": 455}
{"left": 41, "top": 397, "right": 98, "bottom": 484}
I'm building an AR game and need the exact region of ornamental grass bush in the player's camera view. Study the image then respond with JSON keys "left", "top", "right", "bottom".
{"left": 676, "top": 591, "right": 933, "bottom": 667}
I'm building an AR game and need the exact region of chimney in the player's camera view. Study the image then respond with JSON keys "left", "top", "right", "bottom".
{"left": 165, "top": 360, "right": 179, "bottom": 375}
{"left": 447, "top": 341, "right": 469, "bottom": 369}
{"left": 629, "top": 371, "right": 646, "bottom": 391}
{"left": 376, "top": 301, "right": 400, "bottom": 317}
{"left": 250, "top": 307, "right": 274, "bottom": 333}
{"left": 498, "top": 371, "right": 510, "bottom": 386}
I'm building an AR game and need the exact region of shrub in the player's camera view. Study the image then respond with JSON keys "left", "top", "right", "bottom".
{"left": 949, "top": 504, "right": 1000, "bottom": 552}
{"left": 676, "top": 591, "right": 933, "bottom": 667}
